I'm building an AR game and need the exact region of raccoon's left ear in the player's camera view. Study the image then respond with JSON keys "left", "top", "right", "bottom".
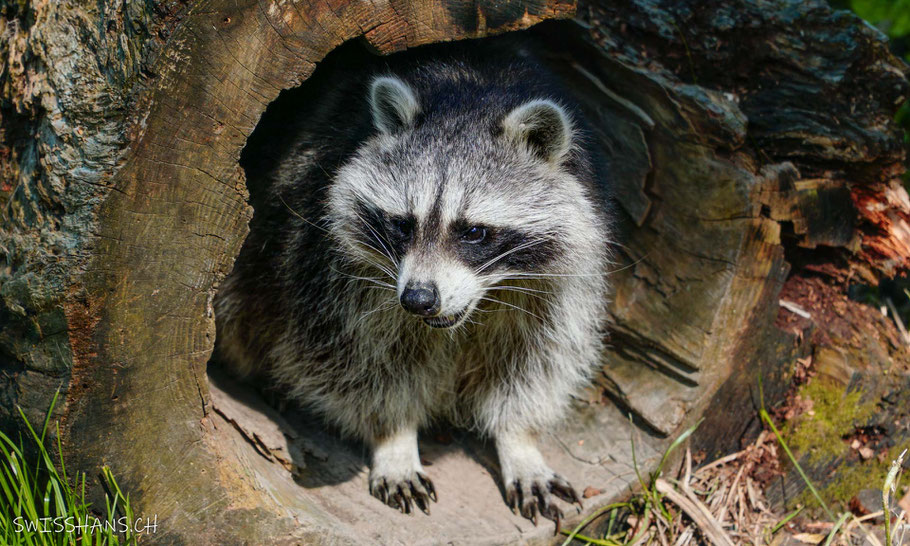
{"left": 502, "top": 99, "right": 573, "bottom": 164}
{"left": 369, "top": 76, "right": 420, "bottom": 135}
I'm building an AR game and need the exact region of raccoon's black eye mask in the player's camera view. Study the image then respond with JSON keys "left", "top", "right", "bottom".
{"left": 453, "top": 224, "right": 560, "bottom": 273}
{"left": 353, "top": 199, "right": 560, "bottom": 272}
{"left": 351, "top": 201, "right": 410, "bottom": 259}
{"left": 391, "top": 217, "right": 414, "bottom": 238}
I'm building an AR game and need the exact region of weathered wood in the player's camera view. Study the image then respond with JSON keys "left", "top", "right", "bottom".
{"left": 1, "top": 0, "right": 907, "bottom": 543}
{"left": 0, "top": 0, "right": 577, "bottom": 543}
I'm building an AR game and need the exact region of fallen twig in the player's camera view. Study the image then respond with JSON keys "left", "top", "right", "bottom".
{"left": 654, "top": 478, "right": 735, "bottom": 546}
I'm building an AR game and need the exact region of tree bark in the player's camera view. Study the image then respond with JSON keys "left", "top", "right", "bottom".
{"left": 1, "top": 0, "right": 907, "bottom": 543}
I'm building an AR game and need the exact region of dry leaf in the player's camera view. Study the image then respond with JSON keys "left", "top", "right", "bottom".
{"left": 583, "top": 486, "right": 602, "bottom": 498}
{"left": 792, "top": 533, "right": 825, "bottom": 544}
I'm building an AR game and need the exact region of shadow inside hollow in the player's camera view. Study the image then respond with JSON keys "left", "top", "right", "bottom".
{"left": 207, "top": 362, "right": 501, "bottom": 493}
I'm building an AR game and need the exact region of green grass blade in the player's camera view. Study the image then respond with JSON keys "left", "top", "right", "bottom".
{"left": 558, "top": 530, "right": 622, "bottom": 545}
{"left": 770, "top": 506, "right": 802, "bottom": 535}
{"left": 883, "top": 448, "right": 907, "bottom": 546}
{"left": 759, "top": 407, "right": 836, "bottom": 521}
{"left": 38, "top": 389, "right": 61, "bottom": 445}
{"left": 606, "top": 505, "right": 618, "bottom": 537}
{"left": 758, "top": 376, "right": 836, "bottom": 521}
{"left": 654, "top": 419, "right": 703, "bottom": 479}
{"left": 560, "top": 502, "right": 632, "bottom": 546}
{"left": 822, "top": 512, "right": 849, "bottom": 546}
{"left": 1, "top": 391, "right": 136, "bottom": 546}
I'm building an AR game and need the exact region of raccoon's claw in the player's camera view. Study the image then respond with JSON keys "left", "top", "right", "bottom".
{"left": 369, "top": 473, "right": 436, "bottom": 515}
{"left": 394, "top": 486, "right": 412, "bottom": 514}
{"left": 417, "top": 471, "right": 437, "bottom": 503}
{"left": 504, "top": 473, "right": 580, "bottom": 533}
{"left": 548, "top": 473, "right": 583, "bottom": 510}
{"left": 371, "top": 481, "right": 387, "bottom": 503}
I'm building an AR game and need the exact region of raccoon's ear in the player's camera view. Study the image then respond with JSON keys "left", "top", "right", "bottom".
{"left": 369, "top": 76, "right": 419, "bottom": 134}
{"left": 502, "top": 99, "right": 573, "bottom": 163}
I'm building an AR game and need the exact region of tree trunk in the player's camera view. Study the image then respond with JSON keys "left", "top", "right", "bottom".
{"left": 1, "top": 0, "right": 907, "bottom": 544}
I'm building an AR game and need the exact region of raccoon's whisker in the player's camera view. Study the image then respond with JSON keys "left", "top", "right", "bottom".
{"left": 364, "top": 261, "right": 398, "bottom": 283}
{"left": 500, "top": 254, "right": 650, "bottom": 280}
{"left": 489, "top": 284, "right": 553, "bottom": 296}
{"left": 364, "top": 285, "right": 397, "bottom": 293}
{"left": 357, "top": 272, "right": 397, "bottom": 288}
{"left": 359, "top": 281, "right": 397, "bottom": 291}
{"left": 330, "top": 266, "right": 396, "bottom": 288}
{"left": 474, "top": 238, "right": 549, "bottom": 274}
{"left": 488, "top": 285, "right": 553, "bottom": 303}
{"left": 341, "top": 277, "right": 396, "bottom": 291}
{"left": 449, "top": 315, "right": 481, "bottom": 338}
{"left": 494, "top": 283, "right": 551, "bottom": 294}
{"left": 353, "top": 300, "right": 398, "bottom": 329}
{"left": 473, "top": 306, "right": 525, "bottom": 317}
{"left": 502, "top": 272, "right": 596, "bottom": 279}
{"left": 340, "top": 273, "right": 395, "bottom": 287}
{"left": 479, "top": 296, "right": 542, "bottom": 321}
{"left": 342, "top": 279, "right": 396, "bottom": 296}
{"left": 312, "top": 158, "right": 335, "bottom": 181}
{"left": 354, "top": 237, "right": 398, "bottom": 271}
{"left": 364, "top": 284, "right": 398, "bottom": 292}
{"left": 500, "top": 272, "right": 612, "bottom": 280}
{"left": 345, "top": 248, "right": 398, "bottom": 281}
{"left": 277, "top": 193, "right": 331, "bottom": 234}
{"left": 354, "top": 212, "right": 400, "bottom": 267}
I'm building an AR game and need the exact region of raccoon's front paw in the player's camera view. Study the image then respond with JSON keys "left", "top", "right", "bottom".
{"left": 504, "top": 471, "right": 581, "bottom": 527}
{"left": 369, "top": 471, "right": 437, "bottom": 514}
{"left": 369, "top": 429, "right": 436, "bottom": 514}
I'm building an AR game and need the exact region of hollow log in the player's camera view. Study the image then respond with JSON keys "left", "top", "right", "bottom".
{"left": 1, "top": 0, "right": 907, "bottom": 543}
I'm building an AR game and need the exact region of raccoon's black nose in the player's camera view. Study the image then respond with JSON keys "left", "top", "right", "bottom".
{"left": 400, "top": 284, "right": 440, "bottom": 316}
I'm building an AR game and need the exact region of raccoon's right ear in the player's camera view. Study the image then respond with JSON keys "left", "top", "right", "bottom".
{"left": 369, "top": 76, "right": 420, "bottom": 135}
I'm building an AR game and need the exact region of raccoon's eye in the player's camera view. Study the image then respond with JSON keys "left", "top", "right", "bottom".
{"left": 391, "top": 218, "right": 413, "bottom": 238}
{"left": 461, "top": 226, "right": 487, "bottom": 244}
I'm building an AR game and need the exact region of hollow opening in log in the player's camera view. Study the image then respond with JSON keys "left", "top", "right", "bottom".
{"left": 199, "top": 21, "right": 763, "bottom": 541}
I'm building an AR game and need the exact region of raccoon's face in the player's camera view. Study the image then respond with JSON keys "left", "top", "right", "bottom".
{"left": 328, "top": 75, "right": 595, "bottom": 329}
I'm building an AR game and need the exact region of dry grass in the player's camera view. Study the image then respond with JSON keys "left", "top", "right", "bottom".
{"left": 562, "top": 427, "right": 909, "bottom": 546}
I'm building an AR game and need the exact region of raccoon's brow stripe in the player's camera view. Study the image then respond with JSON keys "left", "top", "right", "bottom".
{"left": 420, "top": 159, "right": 448, "bottom": 244}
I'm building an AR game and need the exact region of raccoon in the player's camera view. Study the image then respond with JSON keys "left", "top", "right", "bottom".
{"left": 215, "top": 40, "right": 612, "bottom": 524}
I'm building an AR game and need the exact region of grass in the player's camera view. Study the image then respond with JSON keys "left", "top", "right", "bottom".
{"left": 559, "top": 419, "right": 724, "bottom": 546}
{"left": 557, "top": 379, "right": 909, "bottom": 546}
{"left": 0, "top": 391, "right": 142, "bottom": 546}
{"left": 884, "top": 449, "right": 908, "bottom": 546}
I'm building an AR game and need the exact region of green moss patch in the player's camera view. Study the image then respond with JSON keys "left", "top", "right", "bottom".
{"left": 782, "top": 378, "right": 877, "bottom": 465}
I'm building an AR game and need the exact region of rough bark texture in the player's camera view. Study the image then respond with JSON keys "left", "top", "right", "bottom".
{"left": 0, "top": 0, "right": 907, "bottom": 543}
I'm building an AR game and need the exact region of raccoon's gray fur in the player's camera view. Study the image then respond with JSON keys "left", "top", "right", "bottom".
{"left": 215, "top": 40, "right": 612, "bottom": 522}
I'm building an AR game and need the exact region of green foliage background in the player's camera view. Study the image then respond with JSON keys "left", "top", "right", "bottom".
{"left": 837, "top": 0, "right": 910, "bottom": 149}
